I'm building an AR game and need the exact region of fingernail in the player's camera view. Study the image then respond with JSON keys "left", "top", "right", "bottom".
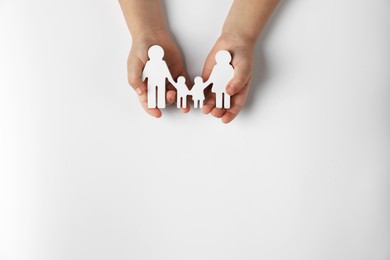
{"left": 136, "top": 87, "right": 142, "bottom": 95}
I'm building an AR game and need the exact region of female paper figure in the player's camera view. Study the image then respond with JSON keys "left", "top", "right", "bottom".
{"left": 204, "top": 50, "right": 234, "bottom": 109}
{"left": 142, "top": 45, "right": 175, "bottom": 108}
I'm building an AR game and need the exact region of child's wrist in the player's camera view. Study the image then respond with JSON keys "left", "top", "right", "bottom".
{"left": 219, "top": 30, "right": 257, "bottom": 49}
{"left": 131, "top": 28, "right": 169, "bottom": 42}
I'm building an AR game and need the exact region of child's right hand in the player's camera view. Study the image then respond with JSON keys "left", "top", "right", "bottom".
{"left": 127, "top": 30, "right": 190, "bottom": 118}
{"left": 202, "top": 32, "right": 254, "bottom": 123}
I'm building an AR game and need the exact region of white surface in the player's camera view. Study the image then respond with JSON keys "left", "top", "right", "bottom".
{"left": 0, "top": 0, "right": 389, "bottom": 259}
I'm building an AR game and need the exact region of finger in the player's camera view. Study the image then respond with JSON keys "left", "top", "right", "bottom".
{"left": 222, "top": 82, "right": 251, "bottom": 124}
{"left": 166, "top": 90, "right": 176, "bottom": 106}
{"left": 211, "top": 108, "right": 226, "bottom": 118}
{"left": 181, "top": 107, "right": 190, "bottom": 113}
{"left": 226, "top": 60, "right": 252, "bottom": 96}
{"left": 202, "top": 92, "right": 216, "bottom": 114}
{"left": 221, "top": 105, "right": 242, "bottom": 124}
{"left": 202, "top": 50, "right": 217, "bottom": 81}
{"left": 127, "top": 55, "right": 146, "bottom": 95}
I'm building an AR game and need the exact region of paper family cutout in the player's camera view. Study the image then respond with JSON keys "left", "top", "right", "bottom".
{"left": 142, "top": 45, "right": 234, "bottom": 109}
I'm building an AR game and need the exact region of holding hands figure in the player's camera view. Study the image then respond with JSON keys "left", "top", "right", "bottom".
{"left": 119, "top": 0, "right": 280, "bottom": 123}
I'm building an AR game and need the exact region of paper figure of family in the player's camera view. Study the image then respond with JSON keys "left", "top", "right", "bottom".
{"left": 142, "top": 45, "right": 234, "bottom": 109}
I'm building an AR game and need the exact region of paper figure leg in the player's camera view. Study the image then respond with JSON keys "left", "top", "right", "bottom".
{"left": 198, "top": 99, "right": 203, "bottom": 108}
{"left": 148, "top": 85, "right": 157, "bottom": 108}
{"left": 177, "top": 95, "right": 186, "bottom": 109}
{"left": 177, "top": 96, "right": 181, "bottom": 108}
{"left": 224, "top": 94, "right": 231, "bottom": 109}
{"left": 194, "top": 99, "right": 198, "bottom": 109}
{"left": 215, "top": 93, "right": 223, "bottom": 108}
{"left": 157, "top": 86, "right": 166, "bottom": 108}
{"left": 182, "top": 95, "right": 187, "bottom": 108}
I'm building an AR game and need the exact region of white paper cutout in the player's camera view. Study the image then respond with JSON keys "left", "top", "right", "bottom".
{"left": 142, "top": 45, "right": 234, "bottom": 109}
{"left": 206, "top": 50, "right": 234, "bottom": 109}
{"left": 191, "top": 76, "right": 207, "bottom": 108}
{"left": 142, "top": 45, "right": 175, "bottom": 108}
{"left": 174, "top": 76, "right": 190, "bottom": 109}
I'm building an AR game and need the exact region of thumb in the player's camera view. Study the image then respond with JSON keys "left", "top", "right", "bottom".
{"left": 127, "top": 55, "right": 146, "bottom": 95}
{"left": 202, "top": 50, "right": 217, "bottom": 81}
{"left": 226, "top": 60, "right": 252, "bottom": 96}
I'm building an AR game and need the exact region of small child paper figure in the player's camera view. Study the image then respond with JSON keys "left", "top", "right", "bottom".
{"left": 174, "top": 76, "right": 190, "bottom": 109}
{"left": 204, "top": 50, "right": 234, "bottom": 109}
{"left": 142, "top": 45, "right": 175, "bottom": 108}
{"left": 191, "top": 76, "right": 207, "bottom": 109}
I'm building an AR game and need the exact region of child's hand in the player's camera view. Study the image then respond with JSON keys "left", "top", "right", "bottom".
{"left": 202, "top": 33, "right": 254, "bottom": 123}
{"left": 127, "top": 30, "right": 190, "bottom": 118}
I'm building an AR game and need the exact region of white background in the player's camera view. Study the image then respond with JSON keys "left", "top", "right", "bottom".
{"left": 1, "top": 0, "right": 390, "bottom": 259}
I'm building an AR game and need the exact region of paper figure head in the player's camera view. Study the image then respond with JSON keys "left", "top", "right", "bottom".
{"left": 148, "top": 45, "right": 164, "bottom": 60}
{"left": 177, "top": 76, "right": 186, "bottom": 84}
{"left": 194, "top": 76, "right": 203, "bottom": 84}
{"left": 215, "top": 50, "right": 232, "bottom": 64}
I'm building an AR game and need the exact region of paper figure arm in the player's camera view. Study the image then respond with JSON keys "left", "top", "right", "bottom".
{"left": 204, "top": 71, "right": 215, "bottom": 86}
{"left": 164, "top": 64, "right": 175, "bottom": 85}
{"left": 167, "top": 76, "right": 175, "bottom": 85}
{"left": 171, "top": 82, "right": 178, "bottom": 90}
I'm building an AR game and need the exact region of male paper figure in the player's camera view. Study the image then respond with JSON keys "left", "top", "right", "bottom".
{"left": 142, "top": 45, "right": 175, "bottom": 108}
{"left": 205, "top": 50, "right": 234, "bottom": 109}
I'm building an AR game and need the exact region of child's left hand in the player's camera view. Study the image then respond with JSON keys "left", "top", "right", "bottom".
{"left": 127, "top": 30, "right": 190, "bottom": 117}
{"left": 202, "top": 33, "right": 254, "bottom": 124}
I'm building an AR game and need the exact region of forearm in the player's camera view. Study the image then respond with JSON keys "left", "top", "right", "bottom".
{"left": 118, "top": 0, "right": 167, "bottom": 38}
{"left": 222, "top": 0, "right": 280, "bottom": 45}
